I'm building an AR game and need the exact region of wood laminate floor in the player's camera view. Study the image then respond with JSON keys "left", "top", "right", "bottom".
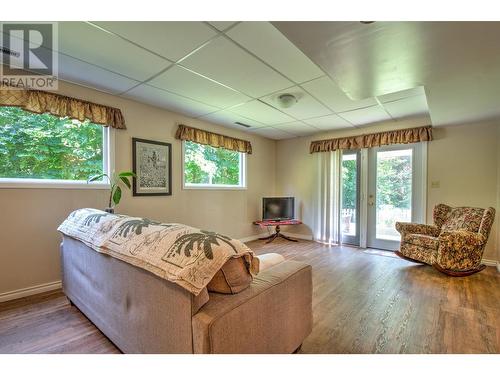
{"left": 1, "top": 239, "right": 499, "bottom": 353}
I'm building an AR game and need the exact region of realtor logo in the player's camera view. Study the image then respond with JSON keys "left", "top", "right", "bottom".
{"left": 0, "top": 22, "right": 58, "bottom": 90}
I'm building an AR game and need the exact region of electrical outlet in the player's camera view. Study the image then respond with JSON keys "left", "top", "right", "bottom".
{"left": 431, "top": 181, "right": 440, "bottom": 188}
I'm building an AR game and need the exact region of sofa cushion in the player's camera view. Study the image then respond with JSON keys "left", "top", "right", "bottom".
{"left": 207, "top": 257, "right": 252, "bottom": 294}
{"left": 440, "top": 207, "right": 484, "bottom": 233}
{"left": 400, "top": 243, "right": 437, "bottom": 265}
{"left": 404, "top": 233, "right": 439, "bottom": 250}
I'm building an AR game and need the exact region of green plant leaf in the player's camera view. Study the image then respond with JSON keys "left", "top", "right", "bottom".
{"left": 87, "top": 173, "right": 107, "bottom": 183}
{"left": 118, "top": 171, "right": 136, "bottom": 177}
{"left": 119, "top": 176, "right": 131, "bottom": 189}
{"left": 112, "top": 185, "right": 122, "bottom": 205}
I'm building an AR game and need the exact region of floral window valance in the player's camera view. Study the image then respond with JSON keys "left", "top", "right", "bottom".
{"left": 310, "top": 125, "right": 432, "bottom": 153}
{"left": 0, "top": 86, "right": 126, "bottom": 129}
{"left": 175, "top": 124, "right": 252, "bottom": 154}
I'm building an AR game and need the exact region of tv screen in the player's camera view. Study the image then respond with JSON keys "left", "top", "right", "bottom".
{"left": 262, "top": 197, "right": 295, "bottom": 221}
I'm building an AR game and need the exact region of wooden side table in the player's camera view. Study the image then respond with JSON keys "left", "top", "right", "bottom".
{"left": 253, "top": 219, "right": 303, "bottom": 243}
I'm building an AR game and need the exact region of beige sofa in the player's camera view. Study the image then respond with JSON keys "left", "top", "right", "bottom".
{"left": 61, "top": 235, "right": 313, "bottom": 354}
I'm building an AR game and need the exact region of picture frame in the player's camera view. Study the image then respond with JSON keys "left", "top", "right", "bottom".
{"left": 132, "top": 138, "right": 172, "bottom": 196}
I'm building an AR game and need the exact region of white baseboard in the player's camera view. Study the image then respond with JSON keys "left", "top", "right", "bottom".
{"left": 0, "top": 280, "right": 62, "bottom": 303}
{"left": 239, "top": 232, "right": 313, "bottom": 243}
{"left": 481, "top": 258, "right": 498, "bottom": 267}
{"left": 281, "top": 232, "right": 313, "bottom": 241}
{"left": 239, "top": 234, "right": 263, "bottom": 243}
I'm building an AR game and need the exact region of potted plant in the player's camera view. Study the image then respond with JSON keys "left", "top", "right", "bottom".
{"left": 88, "top": 171, "right": 136, "bottom": 213}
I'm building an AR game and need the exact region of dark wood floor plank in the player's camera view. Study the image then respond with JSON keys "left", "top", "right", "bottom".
{"left": 0, "top": 238, "right": 499, "bottom": 353}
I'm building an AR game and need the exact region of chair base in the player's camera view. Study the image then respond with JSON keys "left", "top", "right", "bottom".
{"left": 395, "top": 250, "right": 427, "bottom": 264}
{"left": 432, "top": 263, "right": 487, "bottom": 277}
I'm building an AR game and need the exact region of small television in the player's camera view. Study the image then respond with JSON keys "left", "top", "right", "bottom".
{"left": 262, "top": 197, "right": 295, "bottom": 221}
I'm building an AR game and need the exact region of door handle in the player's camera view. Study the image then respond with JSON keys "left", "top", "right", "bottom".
{"left": 368, "top": 194, "right": 375, "bottom": 206}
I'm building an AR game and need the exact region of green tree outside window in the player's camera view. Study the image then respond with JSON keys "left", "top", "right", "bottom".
{"left": 0, "top": 106, "right": 104, "bottom": 181}
{"left": 184, "top": 141, "right": 242, "bottom": 186}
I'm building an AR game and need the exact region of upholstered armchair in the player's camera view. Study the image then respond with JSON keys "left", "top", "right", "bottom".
{"left": 395, "top": 204, "right": 496, "bottom": 276}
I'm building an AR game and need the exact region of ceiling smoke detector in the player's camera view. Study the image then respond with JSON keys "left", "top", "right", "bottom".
{"left": 277, "top": 93, "right": 298, "bottom": 108}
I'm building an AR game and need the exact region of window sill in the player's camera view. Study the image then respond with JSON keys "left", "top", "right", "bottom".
{"left": 183, "top": 184, "right": 247, "bottom": 191}
{"left": 0, "top": 178, "right": 110, "bottom": 190}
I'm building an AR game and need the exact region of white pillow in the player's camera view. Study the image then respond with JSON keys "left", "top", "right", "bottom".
{"left": 256, "top": 253, "right": 285, "bottom": 272}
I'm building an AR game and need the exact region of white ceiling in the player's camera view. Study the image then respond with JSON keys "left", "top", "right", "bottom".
{"left": 273, "top": 21, "right": 500, "bottom": 127}
{"left": 1, "top": 21, "right": 441, "bottom": 139}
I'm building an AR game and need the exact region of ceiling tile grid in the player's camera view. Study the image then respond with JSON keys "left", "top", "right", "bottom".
{"left": 303, "top": 114, "right": 355, "bottom": 130}
{"left": 148, "top": 65, "right": 251, "bottom": 109}
{"left": 273, "top": 121, "right": 319, "bottom": 136}
{"left": 179, "top": 36, "right": 294, "bottom": 98}
{"left": 123, "top": 84, "right": 220, "bottom": 118}
{"left": 92, "top": 21, "right": 218, "bottom": 61}
{"left": 57, "top": 54, "right": 141, "bottom": 95}
{"left": 25, "top": 21, "right": 435, "bottom": 139}
{"left": 199, "top": 110, "right": 267, "bottom": 130}
{"left": 58, "top": 22, "right": 172, "bottom": 82}
{"left": 225, "top": 22, "right": 324, "bottom": 84}
{"left": 228, "top": 100, "right": 296, "bottom": 125}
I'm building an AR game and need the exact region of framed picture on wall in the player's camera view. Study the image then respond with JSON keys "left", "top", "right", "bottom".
{"left": 132, "top": 138, "right": 172, "bottom": 196}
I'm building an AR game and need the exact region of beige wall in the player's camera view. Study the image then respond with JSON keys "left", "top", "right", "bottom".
{"left": 1, "top": 81, "right": 499, "bottom": 296}
{"left": 0, "top": 81, "right": 276, "bottom": 295}
{"left": 275, "top": 120, "right": 500, "bottom": 261}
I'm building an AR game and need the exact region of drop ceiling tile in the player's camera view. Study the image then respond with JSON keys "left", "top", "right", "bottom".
{"left": 58, "top": 22, "right": 170, "bottom": 81}
{"left": 180, "top": 37, "right": 293, "bottom": 97}
{"left": 303, "top": 114, "right": 354, "bottom": 130}
{"left": 200, "top": 110, "right": 266, "bottom": 130}
{"left": 208, "top": 22, "right": 237, "bottom": 31}
{"left": 339, "top": 105, "right": 392, "bottom": 125}
{"left": 382, "top": 95, "right": 429, "bottom": 119}
{"left": 122, "top": 84, "right": 219, "bottom": 117}
{"left": 301, "top": 76, "right": 377, "bottom": 113}
{"left": 58, "top": 54, "right": 140, "bottom": 94}
{"left": 261, "top": 86, "right": 332, "bottom": 120}
{"left": 93, "top": 21, "right": 217, "bottom": 61}
{"left": 149, "top": 66, "right": 250, "bottom": 109}
{"left": 226, "top": 22, "right": 324, "bottom": 83}
{"left": 274, "top": 122, "right": 318, "bottom": 136}
{"left": 229, "top": 100, "right": 295, "bottom": 125}
{"left": 378, "top": 86, "right": 426, "bottom": 103}
{"left": 249, "top": 127, "right": 294, "bottom": 140}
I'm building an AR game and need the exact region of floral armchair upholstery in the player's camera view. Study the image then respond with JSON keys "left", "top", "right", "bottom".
{"left": 395, "top": 204, "right": 496, "bottom": 276}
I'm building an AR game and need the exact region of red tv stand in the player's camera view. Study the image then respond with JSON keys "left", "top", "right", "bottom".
{"left": 253, "top": 219, "right": 302, "bottom": 244}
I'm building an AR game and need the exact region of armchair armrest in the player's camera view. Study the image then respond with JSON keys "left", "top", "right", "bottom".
{"left": 436, "top": 230, "right": 486, "bottom": 271}
{"left": 438, "top": 230, "right": 486, "bottom": 248}
{"left": 395, "top": 222, "right": 440, "bottom": 237}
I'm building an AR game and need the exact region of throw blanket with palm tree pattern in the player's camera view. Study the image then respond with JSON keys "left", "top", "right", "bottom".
{"left": 58, "top": 208, "right": 258, "bottom": 295}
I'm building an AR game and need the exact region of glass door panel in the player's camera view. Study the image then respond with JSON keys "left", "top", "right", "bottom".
{"left": 367, "top": 144, "right": 423, "bottom": 251}
{"left": 375, "top": 149, "right": 412, "bottom": 241}
{"left": 341, "top": 151, "right": 360, "bottom": 245}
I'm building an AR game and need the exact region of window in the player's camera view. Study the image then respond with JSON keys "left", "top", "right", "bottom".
{"left": 183, "top": 141, "right": 246, "bottom": 189}
{"left": 0, "top": 106, "right": 111, "bottom": 188}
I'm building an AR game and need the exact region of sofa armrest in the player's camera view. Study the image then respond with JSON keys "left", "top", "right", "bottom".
{"left": 436, "top": 230, "right": 486, "bottom": 270}
{"left": 395, "top": 222, "right": 440, "bottom": 237}
{"left": 192, "top": 260, "right": 312, "bottom": 354}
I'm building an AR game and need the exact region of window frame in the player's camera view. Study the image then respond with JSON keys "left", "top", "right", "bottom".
{"left": 0, "top": 115, "right": 114, "bottom": 190}
{"left": 181, "top": 141, "right": 247, "bottom": 191}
